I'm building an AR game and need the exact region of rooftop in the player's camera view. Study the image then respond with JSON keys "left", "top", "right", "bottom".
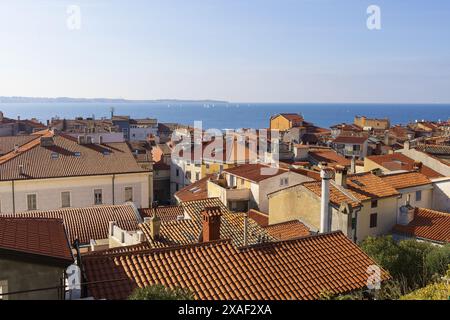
{"left": 82, "top": 231, "right": 388, "bottom": 300}
{"left": 224, "top": 164, "right": 287, "bottom": 183}
{"left": 380, "top": 171, "right": 432, "bottom": 190}
{"left": 392, "top": 208, "right": 450, "bottom": 244}
{"left": 174, "top": 175, "right": 211, "bottom": 202}
{"left": 263, "top": 220, "right": 310, "bottom": 240}
{"left": 0, "top": 217, "right": 73, "bottom": 264}
{"left": 139, "top": 206, "right": 184, "bottom": 222}
{"left": 333, "top": 135, "right": 368, "bottom": 144}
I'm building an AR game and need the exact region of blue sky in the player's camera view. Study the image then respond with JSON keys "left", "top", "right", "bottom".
{"left": 0, "top": 0, "right": 449, "bottom": 102}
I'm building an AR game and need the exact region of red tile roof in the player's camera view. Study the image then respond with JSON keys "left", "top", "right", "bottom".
{"left": 274, "top": 113, "right": 304, "bottom": 122}
{"left": 263, "top": 220, "right": 310, "bottom": 240}
{"left": 380, "top": 171, "right": 432, "bottom": 190}
{"left": 309, "top": 150, "right": 351, "bottom": 167}
{"left": 224, "top": 164, "right": 287, "bottom": 183}
{"left": 366, "top": 153, "right": 442, "bottom": 178}
{"left": 82, "top": 231, "right": 388, "bottom": 300}
{"left": 0, "top": 217, "right": 73, "bottom": 263}
{"left": 0, "top": 132, "right": 148, "bottom": 181}
{"left": 248, "top": 209, "right": 269, "bottom": 227}
{"left": 174, "top": 175, "right": 211, "bottom": 202}
{"left": 333, "top": 135, "right": 368, "bottom": 144}
{"left": 0, "top": 135, "right": 37, "bottom": 156}
{"left": 392, "top": 208, "right": 450, "bottom": 243}
{"left": 6, "top": 204, "right": 142, "bottom": 245}
{"left": 139, "top": 206, "right": 183, "bottom": 222}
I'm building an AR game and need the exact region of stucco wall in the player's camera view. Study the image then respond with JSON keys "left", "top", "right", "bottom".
{"left": 0, "top": 257, "right": 65, "bottom": 300}
{"left": 356, "top": 197, "right": 398, "bottom": 241}
{"left": 0, "top": 172, "right": 151, "bottom": 214}
{"left": 432, "top": 178, "right": 450, "bottom": 212}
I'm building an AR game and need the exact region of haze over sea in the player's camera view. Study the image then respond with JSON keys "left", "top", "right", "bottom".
{"left": 0, "top": 103, "right": 449, "bottom": 129}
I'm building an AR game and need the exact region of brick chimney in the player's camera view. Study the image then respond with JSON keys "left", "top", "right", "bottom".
{"left": 334, "top": 165, "right": 348, "bottom": 188}
{"left": 202, "top": 206, "right": 222, "bottom": 242}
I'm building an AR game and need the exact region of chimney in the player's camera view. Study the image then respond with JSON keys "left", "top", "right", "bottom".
{"left": 350, "top": 156, "right": 356, "bottom": 174}
{"left": 413, "top": 161, "right": 423, "bottom": 171}
{"left": 148, "top": 215, "right": 161, "bottom": 239}
{"left": 334, "top": 165, "right": 348, "bottom": 188}
{"left": 202, "top": 206, "right": 222, "bottom": 242}
{"left": 404, "top": 140, "right": 410, "bottom": 150}
{"left": 320, "top": 168, "right": 334, "bottom": 233}
{"left": 18, "top": 164, "right": 24, "bottom": 175}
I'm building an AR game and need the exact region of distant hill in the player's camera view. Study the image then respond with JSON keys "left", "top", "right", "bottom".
{"left": 0, "top": 96, "right": 228, "bottom": 104}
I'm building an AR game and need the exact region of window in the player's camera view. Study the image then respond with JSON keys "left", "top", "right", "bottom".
{"left": 195, "top": 172, "right": 200, "bottom": 181}
{"left": 416, "top": 190, "right": 422, "bottom": 202}
{"left": 125, "top": 187, "right": 133, "bottom": 202}
{"left": 27, "top": 194, "right": 37, "bottom": 211}
{"left": 61, "top": 192, "right": 71, "bottom": 208}
{"left": 205, "top": 163, "right": 210, "bottom": 170}
{"left": 353, "top": 145, "right": 361, "bottom": 151}
{"left": 175, "top": 184, "right": 179, "bottom": 192}
{"left": 176, "top": 169, "right": 180, "bottom": 177}
{"left": 94, "top": 189, "right": 103, "bottom": 205}
{"left": 280, "top": 177, "right": 289, "bottom": 186}
{"left": 0, "top": 280, "right": 8, "bottom": 300}
{"left": 370, "top": 213, "right": 378, "bottom": 228}
{"left": 371, "top": 200, "right": 378, "bottom": 208}
{"left": 241, "top": 179, "right": 245, "bottom": 185}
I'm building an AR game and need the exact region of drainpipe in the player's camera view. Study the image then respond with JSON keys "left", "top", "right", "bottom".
{"left": 12, "top": 180, "right": 16, "bottom": 214}
{"left": 353, "top": 207, "right": 362, "bottom": 242}
{"left": 320, "top": 168, "right": 333, "bottom": 233}
{"left": 112, "top": 174, "right": 115, "bottom": 205}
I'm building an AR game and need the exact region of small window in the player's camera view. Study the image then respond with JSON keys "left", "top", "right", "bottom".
{"left": 94, "top": 189, "right": 103, "bottom": 205}
{"left": 175, "top": 184, "right": 179, "bottom": 192}
{"left": 280, "top": 177, "right": 289, "bottom": 186}
{"left": 176, "top": 169, "right": 180, "bottom": 177}
{"left": 370, "top": 213, "right": 378, "bottom": 228}
{"left": 125, "top": 187, "right": 133, "bottom": 202}
{"left": 195, "top": 172, "right": 200, "bottom": 181}
{"left": 371, "top": 200, "right": 378, "bottom": 208}
{"left": 61, "top": 192, "right": 71, "bottom": 208}
{"left": 27, "top": 194, "right": 37, "bottom": 211}
{"left": 240, "top": 179, "right": 245, "bottom": 185}
{"left": 0, "top": 280, "right": 8, "bottom": 300}
{"left": 416, "top": 190, "right": 422, "bottom": 202}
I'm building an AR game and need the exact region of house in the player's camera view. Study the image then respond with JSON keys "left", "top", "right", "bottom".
{"left": 431, "top": 177, "right": 450, "bottom": 213}
{"left": 398, "top": 142, "right": 450, "bottom": 176}
{"left": 380, "top": 171, "right": 434, "bottom": 212}
{"left": 364, "top": 153, "right": 442, "bottom": 179}
{"left": 81, "top": 231, "right": 388, "bottom": 300}
{"left": 111, "top": 115, "right": 131, "bottom": 140}
{"left": 270, "top": 113, "right": 303, "bottom": 131}
{"left": 330, "top": 123, "right": 363, "bottom": 138}
{"left": 0, "top": 217, "right": 74, "bottom": 300}
{"left": 174, "top": 174, "right": 211, "bottom": 203}
{"left": 0, "top": 111, "right": 46, "bottom": 136}
{"left": 268, "top": 167, "right": 400, "bottom": 241}
{"left": 129, "top": 118, "right": 158, "bottom": 141}
{"left": 392, "top": 208, "right": 450, "bottom": 245}
{"left": 207, "top": 164, "right": 314, "bottom": 213}
{"left": 5, "top": 203, "right": 144, "bottom": 252}
{"left": 0, "top": 130, "right": 153, "bottom": 213}
{"left": 354, "top": 116, "right": 390, "bottom": 131}
{"left": 332, "top": 134, "right": 369, "bottom": 159}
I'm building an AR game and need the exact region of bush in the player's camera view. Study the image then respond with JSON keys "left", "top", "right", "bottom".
{"left": 360, "top": 236, "right": 450, "bottom": 293}
{"left": 128, "top": 284, "right": 195, "bottom": 300}
{"left": 401, "top": 265, "right": 450, "bottom": 300}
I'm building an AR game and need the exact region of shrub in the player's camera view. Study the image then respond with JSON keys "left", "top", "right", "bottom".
{"left": 128, "top": 284, "right": 195, "bottom": 300}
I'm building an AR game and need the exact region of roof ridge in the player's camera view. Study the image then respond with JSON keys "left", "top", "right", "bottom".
{"left": 330, "top": 180, "right": 362, "bottom": 204}
{"left": 0, "top": 131, "right": 52, "bottom": 165}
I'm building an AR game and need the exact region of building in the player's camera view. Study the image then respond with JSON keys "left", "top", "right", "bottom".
{"left": 332, "top": 134, "right": 369, "bottom": 159}
{"left": 398, "top": 142, "right": 450, "bottom": 176}
{"left": 81, "top": 231, "right": 388, "bottom": 300}
{"left": 174, "top": 174, "right": 211, "bottom": 203}
{"left": 330, "top": 123, "right": 363, "bottom": 138}
{"left": 0, "top": 130, "right": 152, "bottom": 213}
{"left": 354, "top": 116, "right": 390, "bottom": 131}
{"left": 364, "top": 153, "right": 442, "bottom": 179}
{"left": 270, "top": 113, "right": 304, "bottom": 131}
{"left": 129, "top": 118, "right": 158, "bottom": 141}
{"left": 0, "top": 217, "right": 74, "bottom": 300}
{"left": 0, "top": 111, "right": 46, "bottom": 136}
{"left": 392, "top": 208, "right": 450, "bottom": 245}
{"left": 268, "top": 167, "right": 400, "bottom": 241}
{"left": 207, "top": 164, "right": 314, "bottom": 213}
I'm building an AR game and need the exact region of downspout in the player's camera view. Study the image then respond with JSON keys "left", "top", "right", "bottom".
{"left": 353, "top": 207, "right": 362, "bottom": 243}
{"left": 112, "top": 174, "right": 115, "bottom": 205}
{"left": 12, "top": 180, "right": 15, "bottom": 214}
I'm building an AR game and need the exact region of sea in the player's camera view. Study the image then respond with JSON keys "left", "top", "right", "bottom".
{"left": 0, "top": 102, "right": 449, "bottom": 130}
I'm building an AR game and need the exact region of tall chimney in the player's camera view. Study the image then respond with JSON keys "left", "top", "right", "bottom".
{"left": 350, "top": 156, "right": 356, "bottom": 174}
{"left": 320, "top": 168, "right": 334, "bottom": 233}
{"left": 334, "top": 165, "right": 348, "bottom": 188}
{"left": 404, "top": 140, "right": 410, "bottom": 150}
{"left": 202, "top": 206, "right": 222, "bottom": 242}
{"left": 243, "top": 212, "right": 248, "bottom": 246}
{"left": 148, "top": 215, "right": 161, "bottom": 239}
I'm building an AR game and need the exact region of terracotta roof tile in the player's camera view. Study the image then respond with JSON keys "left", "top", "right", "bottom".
{"left": 174, "top": 175, "right": 211, "bottom": 202}
{"left": 139, "top": 206, "right": 183, "bottom": 222}
{"left": 367, "top": 153, "right": 442, "bottom": 178}
{"left": 0, "top": 217, "right": 73, "bottom": 263}
{"left": 392, "top": 208, "right": 450, "bottom": 243}
{"left": 0, "top": 132, "right": 147, "bottom": 181}
{"left": 380, "top": 171, "right": 432, "bottom": 190}
{"left": 5, "top": 204, "right": 142, "bottom": 245}
{"left": 0, "top": 135, "right": 37, "bottom": 155}
{"left": 248, "top": 209, "right": 269, "bottom": 227}
{"left": 264, "top": 220, "right": 310, "bottom": 240}
{"left": 309, "top": 150, "right": 351, "bottom": 167}
{"left": 333, "top": 135, "right": 368, "bottom": 144}
{"left": 302, "top": 181, "right": 361, "bottom": 208}
{"left": 82, "top": 231, "right": 388, "bottom": 300}
{"left": 345, "top": 172, "right": 399, "bottom": 201}
{"left": 224, "top": 164, "right": 287, "bottom": 183}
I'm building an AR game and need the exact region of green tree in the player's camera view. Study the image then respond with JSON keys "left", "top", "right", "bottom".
{"left": 128, "top": 284, "right": 195, "bottom": 300}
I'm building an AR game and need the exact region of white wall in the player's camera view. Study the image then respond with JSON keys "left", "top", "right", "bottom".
{"left": 130, "top": 127, "right": 158, "bottom": 141}
{"left": 432, "top": 178, "right": 450, "bottom": 212}
{"left": 67, "top": 132, "right": 125, "bottom": 143}
{"left": 0, "top": 173, "right": 151, "bottom": 214}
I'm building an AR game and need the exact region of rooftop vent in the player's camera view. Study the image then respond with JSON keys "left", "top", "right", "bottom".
{"left": 51, "top": 152, "right": 59, "bottom": 159}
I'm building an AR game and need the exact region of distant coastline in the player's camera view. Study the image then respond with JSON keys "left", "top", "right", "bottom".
{"left": 0, "top": 96, "right": 228, "bottom": 104}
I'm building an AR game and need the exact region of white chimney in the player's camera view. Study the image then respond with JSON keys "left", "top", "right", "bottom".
{"left": 350, "top": 156, "right": 356, "bottom": 174}
{"left": 320, "top": 168, "right": 333, "bottom": 233}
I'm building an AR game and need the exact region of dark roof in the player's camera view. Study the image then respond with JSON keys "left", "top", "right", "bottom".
{"left": 0, "top": 135, "right": 37, "bottom": 155}
{"left": 82, "top": 231, "right": 389, "bottom": 300}
{"left": 0, "top": 217, "right": 73, "bottom": 264}
{"left": 333, "top": 135, "right": 368, "bottom": 144}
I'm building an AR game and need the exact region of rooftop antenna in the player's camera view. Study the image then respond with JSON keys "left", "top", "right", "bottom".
{"left": 110, "top": 107, "right": 115, "bottom": 119}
